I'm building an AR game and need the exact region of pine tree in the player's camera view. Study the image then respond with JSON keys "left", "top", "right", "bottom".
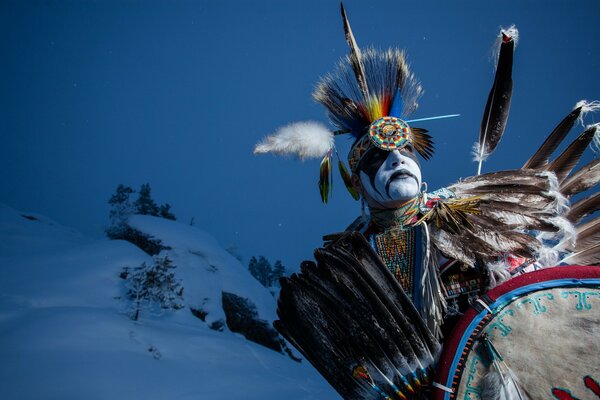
{"left": 123, "top": 255, "right": 184, "bottom": 321}
{"left": 248, "top": 256, "right": 258, "bottom": 282}
{"left": 271, "top": 260, "right": 286, "bottom": 287}
{"left": 159, "top": 203, "right": 176, "bottom": 220}
{"left": 135, "top": 183, "right": 159, "bottom": 216}
{"left": 106, "top": 184, "right": 135, "bottom": 239}
{"left": 248, "top": 256, "right": 272, "bottom": 287}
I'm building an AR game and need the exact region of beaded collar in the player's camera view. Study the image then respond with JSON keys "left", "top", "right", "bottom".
{"left": 369, "top": 194, "right": 424, "bottom": 232}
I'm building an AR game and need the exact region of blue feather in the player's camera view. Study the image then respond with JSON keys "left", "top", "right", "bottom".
{"left": 389, "top": 88, "right": 404, "bottom": 118}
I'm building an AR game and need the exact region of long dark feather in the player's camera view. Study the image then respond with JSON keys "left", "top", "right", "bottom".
{"left": 566, "top": 192, "right": 600, "bottom": 224}
{"left": 561, "top": 242, "right": 600, "bottom": 265}
{"left": 560, "top": 158, "right": 600, "bottom": 197}
{"left": 319, "top": 153, "right": 332, "bottom": 203}
{"left": 346, "top": 233, "right": 439, "bottom": 356}
{"left": 546, "top": 126, "right": 597, "bottom": 183}
{"left": 451, "top": 169, "right": 552, "bottom": 191}
{"left": 276, "top": 235, "right": 440, "bottom": 398}
{"left": 340, "top": 3, "right": 368, "bottom": 98}
{"left": 276, "top": 274, "right": 368, "bottom": 399}
{"left": 475, "top": 31, "right": 515, "bottom": 175}
{"left": 411, "top": 127, "right": 434, "bottom": 160}
{"left": 570, "top": 216, "right": 600, "bottom": 252}
{"left": 522, "top": 106, "right": 583, "bottom": 169}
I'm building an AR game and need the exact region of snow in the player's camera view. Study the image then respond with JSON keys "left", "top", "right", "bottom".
{"left": 0, "top": 203, "right": 337, "bottom": 399}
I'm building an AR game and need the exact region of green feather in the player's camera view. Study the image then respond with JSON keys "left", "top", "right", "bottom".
{"left": 319, "top": 154, "right": 332, "bottom": 203}
{"left": 338, "top": 160, "right": 360, "bottom": 200}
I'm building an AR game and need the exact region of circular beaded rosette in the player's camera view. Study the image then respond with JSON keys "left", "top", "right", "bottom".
{"left": 368, "top": 116, "right": 411, "bottom": 150}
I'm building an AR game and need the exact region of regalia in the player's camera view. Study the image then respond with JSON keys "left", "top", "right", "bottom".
{"left": 255, "top": 4, "right": 600, "bottom": 399}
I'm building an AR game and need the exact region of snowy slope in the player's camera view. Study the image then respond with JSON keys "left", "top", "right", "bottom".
{"left": 0, "top": 204, "right": 337, "bottom": 399}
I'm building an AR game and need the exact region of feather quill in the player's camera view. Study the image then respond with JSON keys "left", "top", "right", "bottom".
{"left": 545, "top": 125, "right": 598, "bottom": 182}
{"left": 560, "top": 158, "right": 600, "bottom": 197}
{"left": 254, "top": 121, "right": 334, "bottom": 159}
{"left": 474, "top": 29, "right": 516, "bottom": 175}
{"left": 522, "top": 105, "right": 582, "bottom": 169}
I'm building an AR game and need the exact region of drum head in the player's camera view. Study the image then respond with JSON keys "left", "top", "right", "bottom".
{"left": 434, "top": 266, "right": 600, "bottom": 399}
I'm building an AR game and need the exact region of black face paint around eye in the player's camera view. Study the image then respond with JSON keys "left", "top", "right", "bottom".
{"left": 359, "top": 148, "right": 388, "bottom": 196}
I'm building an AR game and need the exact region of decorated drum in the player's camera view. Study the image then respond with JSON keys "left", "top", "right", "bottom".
{"left": 433, "top": 266, "right": 600, "bottom": 399}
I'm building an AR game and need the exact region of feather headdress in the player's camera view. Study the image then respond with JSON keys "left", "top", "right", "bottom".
{"left": 254, "top": 3, "right": 457, "bottom": 203}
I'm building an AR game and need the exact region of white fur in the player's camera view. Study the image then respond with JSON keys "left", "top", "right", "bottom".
{"left": 254, "top": 121, "right": 334, "bottom": 160}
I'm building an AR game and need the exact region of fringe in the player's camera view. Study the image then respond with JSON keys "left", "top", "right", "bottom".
{"left": 420, "top": 222, "right": 447, "bottom": 341}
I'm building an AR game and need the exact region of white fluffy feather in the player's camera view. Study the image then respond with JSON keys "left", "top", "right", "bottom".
{"left": 575, "top": 100, "right": 600, "bottom": 127}
{"left": 588, "top": 123, "right": 600, "bottom": 153}
{"left": 490, "top": 25, "right": 519, "bottom": 69}
{"left": 254, "top": 121, "right": 334, "bottom": 160}
{"left": 472, "top": 141, "right": 490, "bottom": 163}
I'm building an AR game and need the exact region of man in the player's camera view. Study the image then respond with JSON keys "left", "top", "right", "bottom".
{"left": 255, "top": 4, "right": 599, "bottom": 399}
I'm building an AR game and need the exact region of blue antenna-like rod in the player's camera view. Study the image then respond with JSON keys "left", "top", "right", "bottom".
{"left": 405, "top": 114, "right": 460, "bottom": 123}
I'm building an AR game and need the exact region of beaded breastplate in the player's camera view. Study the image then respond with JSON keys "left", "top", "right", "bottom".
{"left": 368, "top": 196, "right": 424, "bottom": 306}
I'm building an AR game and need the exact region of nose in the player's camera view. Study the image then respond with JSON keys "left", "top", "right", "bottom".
{"left": 387, "top": 150, "right": 405, "bottom": 168}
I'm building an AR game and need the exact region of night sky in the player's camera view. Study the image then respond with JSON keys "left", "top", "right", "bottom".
{"left": 2, "top": 0, "right": 599, "bottom": 271}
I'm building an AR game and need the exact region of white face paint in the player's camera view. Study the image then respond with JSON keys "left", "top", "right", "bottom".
{"left": 358, "top": 149, "right": 422, "bottom": 209}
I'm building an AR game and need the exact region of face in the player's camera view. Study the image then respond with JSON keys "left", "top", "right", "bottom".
{"left": 356, "top": 146, "right": 422, "bottom": 209}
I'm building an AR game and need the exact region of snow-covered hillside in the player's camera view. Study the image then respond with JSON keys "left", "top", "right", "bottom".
{"left": 0, "top": 203, "right": 336, "bottom": 399}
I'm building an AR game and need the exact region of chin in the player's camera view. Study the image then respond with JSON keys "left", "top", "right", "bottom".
{"left": 388, "top": 184, "right": 420, "bottom": 202}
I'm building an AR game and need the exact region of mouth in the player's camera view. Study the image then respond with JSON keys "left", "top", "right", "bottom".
{"left": 384, "top": 169, "right": 418, "bottom": 198}
{"left": 389, "top": 169, "right": 417, "bottom": 182}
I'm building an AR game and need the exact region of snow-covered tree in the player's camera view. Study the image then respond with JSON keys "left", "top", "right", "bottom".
{"left": 106, "top": 183, "right": 176, "bottom": 255}
{"left": 159, "top": 203, "right": 176, "bottom": 220}
{"left": 134, "top": 183, "right": 160, "bottom": 216}
{"left": 106, "top": 184, "right": 135, "bottom": 239}
{"left": 122, "top": 255, "right": 184, "bottom": 321}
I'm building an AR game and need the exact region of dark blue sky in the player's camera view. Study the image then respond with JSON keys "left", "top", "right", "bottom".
{"left": 1, "top": 0, "right": 599, "bottom": 270}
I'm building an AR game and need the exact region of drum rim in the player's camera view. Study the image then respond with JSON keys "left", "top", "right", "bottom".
{"left": 433, "top": 265, "right": 600, "bottom": 399}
